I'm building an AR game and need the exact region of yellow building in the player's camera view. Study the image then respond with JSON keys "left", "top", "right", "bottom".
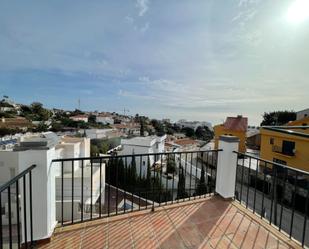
{"left": 260, "top": 126, "right": 309, "bottom": 172}
{"left": 214, "top": 116, "right": 248, "bottom": 153}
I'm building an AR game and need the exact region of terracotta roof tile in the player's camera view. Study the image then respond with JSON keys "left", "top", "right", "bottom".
{"left": 224, "top": 116, "right": 248, "bottom": 132}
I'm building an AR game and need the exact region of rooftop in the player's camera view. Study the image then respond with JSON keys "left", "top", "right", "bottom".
{"left": 121, "top": 135, "right": 166, "bottom": 147}
{"left": 224, "top": 116, "right": 248, "bottom": 132}
{"left": 38, "top": 196, "right": 301, "bottom": 249}
{"left": 174, "top": 138, "right": 199, "bottom": 146}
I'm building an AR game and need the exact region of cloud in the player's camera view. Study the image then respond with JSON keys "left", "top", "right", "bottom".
{"left": 136, "top": 0, "right": 149, "bottom": 17}
{"left": 125, "top": 15, "right": 134, "bottom": 24}
{"left": 140, "top": 22, "right": 149, "bottom": 32}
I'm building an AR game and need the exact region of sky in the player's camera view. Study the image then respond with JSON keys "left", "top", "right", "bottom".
{"left": 0, "top": 0, "right": 308, "bottom": 125}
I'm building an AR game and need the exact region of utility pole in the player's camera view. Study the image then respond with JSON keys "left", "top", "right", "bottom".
{"left": 123, "top": 108, "right": 129, "bottom": 116}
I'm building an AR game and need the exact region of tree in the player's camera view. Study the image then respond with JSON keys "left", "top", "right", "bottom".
{"left": 151, "top": 119, "right": 165, "bottom": 136}
{"left": 128, "top": 156, "right": 137, "bottom": 190}
{"left": 145, "top": 157, "right": 152, "bottom": 189}
{"left": 71, "top": 109, "right": 84, "bottom": 116}
{"left": 260, "top": 111, "right": 296, "bottom": 126}
{"left": 195, "top": 126, "right": 214, "bottom": 141}
{"left": 177, "top": 166, "right": 188, "bottom": 199}
{"left": 28, "top": 102, "right": 52, "bottom": 121}
{"left": 117, "top": 158, "right": 125, "bottom": 188}
{"left": 196, "top": 165, "right": 207, "bottom": 196}
{"left": 140, "top": 120, "right": 145, "bottom": 136}
{"left": 34, "top": 122, "right": 48, "bottom": 132}
{"left": 166, "top": 157, "right": 176, "bottom": 174}
{"left": 88, "top": 115, "right": 96, "bottom": 123}
{"left": 182, "top": 127, "right": 195, "bottom": 138}
{"left": 91, "top": 144, "right": 99, "bottom": 157}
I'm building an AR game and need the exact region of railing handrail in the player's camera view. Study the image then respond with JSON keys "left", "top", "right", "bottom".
{"left": 51, "top": 149, "right": 222, "bottom": 162}
{"left": 233, "top": 151, "right": 309, "bottom": 175}
{"left": 0, "top": 164, "right": 36, "bottom": 193}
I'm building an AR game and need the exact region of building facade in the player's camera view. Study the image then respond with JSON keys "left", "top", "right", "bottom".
{"left": 260, "top": 126, "right": 309, "bottom": 172}
{"left": 69, "top": 115, "right": 89, "bottom": 123}
{"left": 296, "top": 108, "right": 309, "bottom": 120}
{"left": 0, "top": 132, "right": 103, "bottom": 226}
{"left": 214, "top": 115, "right": 248, "bottom": 153}
{"left": 96, "top": 115, "right": 114, "bottom": 125}
{"left": 120, "top": 135, "right": 166, "bottom": 177}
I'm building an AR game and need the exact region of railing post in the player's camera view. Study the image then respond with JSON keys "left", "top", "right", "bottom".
{"left": 18, "top": 150, "right": 57, "bottom": 244}
{"left": 215, "top": 136, "right": 239, "bottom": 199}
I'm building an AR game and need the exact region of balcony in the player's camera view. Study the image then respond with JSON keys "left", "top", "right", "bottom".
{"left": 0, "top": 136, "right": 308, "bottom": 248}
{"left": 37, "top": 196, "right": 301, "bottom": 249}
{"left": 272, "top": 145, "right": 295, "bottom": 157}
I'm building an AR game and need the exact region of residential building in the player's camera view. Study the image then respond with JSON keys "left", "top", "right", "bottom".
{"left": 0, "top": 107, "right": 15, "bottom": 112}
{"left": 0, "top": 133, "right": 309, "bottom": 248}
{"left": 119, "top": 135, "right": 166, "bottom": 177}
{"left": 260, "top": 125, "right": 309, "bottom": 171}
{"left": 69, "top": 115, "right": 88, "bottom": 123}
{"left": 296, "top": 108, "right": 309, "bottom": 120}
{"left": 164, "top": 141, "right": 181, "bottom": 152}
{"left": 113, "top": 123, "right": 140, "bottom": 136}
{"left": 0, "top": 132, "right": 103, "bottom": 225}
{"left": 214, "top": 115, "right": 248, "bottom": 153}
{"left": 174, "top": 138, "right": 199, "bottom": 151}
{"left": 83, "top": 128, "right": 120, "bottom": 139}
{"left": 246, "top": 127, "right": 261, "bottom": 150}
{"left": 173, "top": 132, "right": 186, "bottom": 139}
{"left": 286, "top": 116, "right": 309, "bottom": 127}
{"left": 96, "top": 114, "right": 114, "bottom": 125}
{"left": 177, "top": 119, "right": 212, "bottom": 131}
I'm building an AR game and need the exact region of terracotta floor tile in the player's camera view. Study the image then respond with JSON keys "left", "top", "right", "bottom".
{"left": 208, "top": 236, "right": 236, "bottom": 249}
{"left": 159, "top": 233, "right": 186, "bottom": 249}
{"left": 177, "top": 224, "right": 205, "bottom": 248}
{"left": 37, "top": 197, "right": 300, "bottom": 249}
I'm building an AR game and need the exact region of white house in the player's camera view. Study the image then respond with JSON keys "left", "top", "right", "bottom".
{"left": 0, "top": 132, "right": 105, "bottom": 234}
{"left": 96, "top": 114, "right": 114, "bottom": 125}
{"left": 69, "top": 115, "right": 88, "bottom": 123}
{"left": 119, "top": 135, "right": 166, "bottom": 177}
{"left": 296, "top": 108, "right": 309, "bottom": 120}
{"left": 83, "top": 128, "right": 117, "bottom": 139}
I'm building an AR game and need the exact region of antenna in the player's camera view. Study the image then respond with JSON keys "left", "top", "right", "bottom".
{"left": 78, "top": 98, "right": 81, "bottom": 110}
{"left": 123, "top": 108, "right": 129, "bottom": 116}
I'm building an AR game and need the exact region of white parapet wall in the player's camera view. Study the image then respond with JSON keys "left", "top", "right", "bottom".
{"left": 215, "top": 135, "right": 239, "bottom": 199}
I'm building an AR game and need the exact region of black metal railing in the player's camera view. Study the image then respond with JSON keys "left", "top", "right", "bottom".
{"left": 0, "top": 164, "right": 36, "bottom": 249}
{"left": 51, "top": 150, "right": 220, "bottom": 226}
{"left": 234, "top": 151, "right": 309, "bottom": 248}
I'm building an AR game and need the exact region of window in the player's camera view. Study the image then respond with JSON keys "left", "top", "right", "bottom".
{"left": 270, "top": 138, "right": 274, "bottom": 145}
{"left": 282, "top": 140, "right": 295, "bottom": 156}
{"left": 1, "top": 206, "right": 5, "bottom": 215}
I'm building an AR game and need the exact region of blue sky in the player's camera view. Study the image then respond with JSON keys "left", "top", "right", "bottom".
{"left": 0, "top": 0, "right": 308, "bottom": 125}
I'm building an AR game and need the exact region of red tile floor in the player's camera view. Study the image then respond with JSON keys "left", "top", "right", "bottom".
{"left": 38, "top": 196, "right": 302, "bottom": 249}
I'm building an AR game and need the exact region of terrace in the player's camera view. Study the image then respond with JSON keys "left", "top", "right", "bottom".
{"left": 37, "top": 197, "right": 301, "bottom": 249}
{"left": 0, "top": 136, "right": 308, "bottom": 248}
